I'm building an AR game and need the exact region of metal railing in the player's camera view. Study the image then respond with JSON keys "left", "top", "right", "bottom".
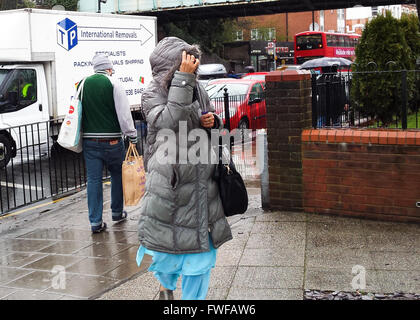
{"left": 311, "top": 70, "right": 420, "bottom": 129}
{"left": 209, "top": 89, "right": 266, "bottom": 182}
{"left": 0, "top": 91, "right": 266, "bottom": 215}
{"left": 0, "top": 115, "right": 146, "bottom": 216}
{"left": 209, "top": 89, "right": 266, "bottom": 132}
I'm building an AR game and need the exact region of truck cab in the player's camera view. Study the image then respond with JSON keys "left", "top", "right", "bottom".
{"left": 0, "top": 64, "right": 50, "bottom": 166}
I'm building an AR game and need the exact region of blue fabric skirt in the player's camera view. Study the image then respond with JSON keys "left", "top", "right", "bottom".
{"left": 136, "top": 234, "right": 217, "bottom": 276}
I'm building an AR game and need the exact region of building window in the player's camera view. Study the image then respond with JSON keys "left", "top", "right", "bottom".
{"left": 234, "top": 30, "right": 243, "bottom": 41}
{"left": 267, "top": 28, "right": 276, "bottom": 41}
{"left": 337, "top": 9, "right": 345, "bottom": 33}
{"left": 251, "top": 29, "right": 261, "bottom": 40}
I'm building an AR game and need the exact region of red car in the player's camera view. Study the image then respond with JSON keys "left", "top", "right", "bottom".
{"left": 241, "top": 72, "right": 268, "bottom": 81}
{"left": 205, "top": 78, "right": 266, "bottom": 131}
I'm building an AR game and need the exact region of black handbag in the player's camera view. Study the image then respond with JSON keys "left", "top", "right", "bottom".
{"left": 213, "top": 145, "right": 248, "bottom": 217}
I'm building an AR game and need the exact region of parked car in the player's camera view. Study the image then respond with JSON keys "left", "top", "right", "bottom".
{"left": 241, "top": 72, "right": 268, "bottom": 81}
{"left": 205, "top": 78, "right": 266, "bottom": 131}
{"left": 197, "top": 63, "right": 227, "bottom": 87}
{"left": 277, "top": 64, "right": 301, "bottom": 71}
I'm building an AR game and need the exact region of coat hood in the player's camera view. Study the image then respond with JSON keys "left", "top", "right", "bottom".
{"left": 149, "top": 37, "right": 201, "bottom": 89}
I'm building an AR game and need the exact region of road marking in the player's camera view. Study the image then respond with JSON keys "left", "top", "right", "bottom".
{"left": 0, "top": 181, "right": 44, "bottom": 191}
{"left": 0, "top": 196, "right": 68, "bottom": 220}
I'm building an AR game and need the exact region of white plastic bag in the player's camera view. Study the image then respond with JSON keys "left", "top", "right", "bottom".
{"left": 57, "top": 78, "right": 85, "bottom": 153}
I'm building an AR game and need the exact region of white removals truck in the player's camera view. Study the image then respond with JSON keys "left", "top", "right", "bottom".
{"left": 0, "top": 8, "right": 156, "bottom": 166}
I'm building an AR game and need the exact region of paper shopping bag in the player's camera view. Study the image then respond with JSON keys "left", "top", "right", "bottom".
{"left": 57, "top": 78, "right": 86, "bottom": 153}
{"left": 122, "top": 143, "right": 146, "bottom": 206}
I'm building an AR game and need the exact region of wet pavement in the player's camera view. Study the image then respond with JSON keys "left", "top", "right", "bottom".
{"left": 0, "top": 182, "right": 419, "bottom": 300}
{"left": 0, "top": 182, "right": 153, "bottom": 300}
{"left": 99, "top": 189, "right": 420, "bottom": 300}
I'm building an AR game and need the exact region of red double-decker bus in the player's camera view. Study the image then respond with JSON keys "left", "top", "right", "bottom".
{"left": 294, "top": 31, "right": 361, "bottom": 65}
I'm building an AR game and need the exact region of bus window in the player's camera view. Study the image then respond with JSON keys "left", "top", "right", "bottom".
{"left": 352, "top": 38, "right": 359, "bottom": 47}
{"left": 327, "top": 35, "right": 334, "bottom": 47}
{"left": 338, "top": 35, "right": 345, "bottom": 47}
{"left": 344, "top": 37, "right": 350, "bottom": 47}
{"left": 296, "top": 34, "right": 323, "bottom": 50}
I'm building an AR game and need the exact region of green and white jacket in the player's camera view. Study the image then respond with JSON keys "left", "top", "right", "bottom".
{"left": 81, "top": 71, "right": 137, "bottom": 143}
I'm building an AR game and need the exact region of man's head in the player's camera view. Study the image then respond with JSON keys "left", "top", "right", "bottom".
{"left": 92, "top": 53, "right": 114, "bottom": 76}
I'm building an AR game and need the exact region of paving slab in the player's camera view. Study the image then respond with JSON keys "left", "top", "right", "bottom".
{"left": 4, "top": 270, "right": 56, "bottom": 291}
{"left": 0, "top": 252, "right": 48, "bottom": 268}
{"left": 2, "top": 289, "right": 64, "bottom": 300}
{"left": 45, "top": 274, "right": 120, "bottom": 299}
{"left": 22, "top": 254, "right": 85, "bottom": 271}
{"left": 209, "top": 266, "right": 237, "bottom": 289}
{"left": 227, "top": 288, "right": 303, "bottom": 300}
{"left": 240, "top": 248, "right": 305, "bottom": 267}
{"left": 375, "top": 271, "right": 420, "bottom": 293}
{"left": 255, "top": 211, "right": 307, "bottom": 222}
{"left": 370, "top": 251, "right": 420, "bottom": 271}
{"left": 231, "top": 266, "right": 304, "bottom": 289}
{"left": 304, "top": 267, "right": 382, "bottom": 292}
{"left": 65, "top": 257, "right": 125, "bottom": 276}
{"left": 39, "top": 241, "right": 92, "bottom": 255}
{"left": 73, "top": 242, "right": 133, "bottom": 258}
{"left": 0, "top": 286, "right": 17, "bottom": 299}
{"left": 0, "top": 267, "right": 32, "bottom": 285}
{"left": 305, "top": 247, "right": 375, "bottom": 269}
{"left": 246, "top": 232, "right": 306, "bottom": 250}
{"left": 98, "top": 270, "right": 159, "bottom": 300}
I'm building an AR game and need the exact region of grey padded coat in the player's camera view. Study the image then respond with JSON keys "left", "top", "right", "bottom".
{"left": 137, "top": 37, "right": 233, "bottom": 254}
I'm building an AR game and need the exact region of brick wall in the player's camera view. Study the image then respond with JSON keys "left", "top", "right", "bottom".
{"left": 265, "top": 70, "right": 312, "bottom": 211}
{"left": 302, "top": 129, "right": 420, "bottom": 223}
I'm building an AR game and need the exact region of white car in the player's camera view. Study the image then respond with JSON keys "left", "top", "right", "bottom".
{"left": 197, "top": 63, "right": 227, "bottom": 87}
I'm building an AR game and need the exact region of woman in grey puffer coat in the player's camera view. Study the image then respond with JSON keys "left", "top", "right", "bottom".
{"left": 136, "top": 37, "right": 232, "bottom": 300}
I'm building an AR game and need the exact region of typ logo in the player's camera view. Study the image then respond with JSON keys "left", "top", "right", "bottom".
{"left": 57, "top": 18, "right": 78, "bottom": 51}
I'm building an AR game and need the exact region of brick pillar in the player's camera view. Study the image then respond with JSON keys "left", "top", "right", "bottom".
{"left": 265, "top": 70, "right": 312, "bottom": 211}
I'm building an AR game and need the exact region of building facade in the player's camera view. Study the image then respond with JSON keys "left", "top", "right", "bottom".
{"left": 224, "top": 9, "right": 346, "bottom": 72}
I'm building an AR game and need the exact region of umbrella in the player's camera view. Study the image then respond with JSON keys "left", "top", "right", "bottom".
{"left": 300, "top": 57, "right": 353, "bottom": 69}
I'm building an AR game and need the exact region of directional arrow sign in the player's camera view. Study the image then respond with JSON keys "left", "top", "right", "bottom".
{"left": 78, "top": 25, "right": 153, "bottom": 46}
{"left": 138, "top": 24, "right": 153, "bottom": 46}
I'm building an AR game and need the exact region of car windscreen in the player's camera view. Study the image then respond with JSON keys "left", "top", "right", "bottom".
{"left": 296, "top": 34, "right": 323, "bottom": 50}
{"left": 206, "top": 83, "right": 249, "bottom": 99}
{"left": 0, "top": 69, "right": 13, "bottom": 97}
{"left": 0, "top": 69, "right": 11, "bottom": 88}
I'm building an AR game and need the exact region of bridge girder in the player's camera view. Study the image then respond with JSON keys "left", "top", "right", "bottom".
{"left": 125, "top": 0, "right": 417, "bottom": 22}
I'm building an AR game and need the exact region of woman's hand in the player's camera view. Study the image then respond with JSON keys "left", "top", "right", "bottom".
{"left": 179, "top": 51, "right": 200, "bottom": 74}
{"left": 200, "top": 112, "right": 215, "bottom": 128}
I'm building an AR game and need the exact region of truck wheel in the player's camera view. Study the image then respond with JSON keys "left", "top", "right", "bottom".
{"left": 0, "top": 134, "right": 12, "bottom": 168}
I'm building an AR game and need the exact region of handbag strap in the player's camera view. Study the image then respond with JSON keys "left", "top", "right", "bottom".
{"left": 76, "top": 77, "right": 86, "bottom": 100}
{"left": 125, "top": 143, "right": 141, "bottom": 161}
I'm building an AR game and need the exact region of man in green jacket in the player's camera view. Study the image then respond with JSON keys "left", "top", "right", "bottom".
{"left": 82, "top": 53, "right": 138, "bottom": 233}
